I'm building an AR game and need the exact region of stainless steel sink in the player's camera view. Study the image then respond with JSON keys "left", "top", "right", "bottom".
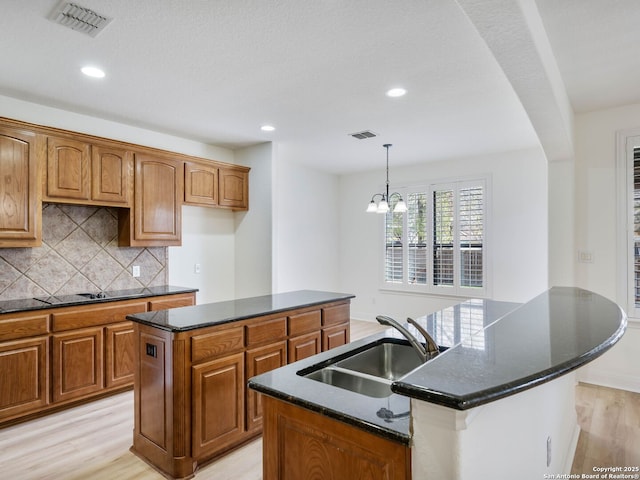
{"left": 304, "top": 367, "right": 394, "bottom": 398}
{"left": 333, "top": 342, "right": 423, "bottom": 381}
{"left": 300, "top": 339, "right": 426, "bottom": 398}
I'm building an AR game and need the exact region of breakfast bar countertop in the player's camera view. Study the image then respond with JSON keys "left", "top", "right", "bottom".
{"left": 248, "top": 287, "right": 627, "bottom": 444}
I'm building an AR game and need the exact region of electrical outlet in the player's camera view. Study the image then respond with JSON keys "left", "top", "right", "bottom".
{"left": 578, "top": 250, "right": 594, "bottom": 263}
{"left": 132, "top": 265, "right": 141, "bottom": 277}
{"left": 194, "top": 263, "right": 201, "bottom": 274}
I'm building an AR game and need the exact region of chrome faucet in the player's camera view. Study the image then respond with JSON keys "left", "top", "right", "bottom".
{"left": 376, "top": 315, "right": 440, "bottom": 363}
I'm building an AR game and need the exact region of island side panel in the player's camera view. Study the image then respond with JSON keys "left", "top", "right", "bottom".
{"left": 132, "top": 323, "right": 194, "bottom": 479}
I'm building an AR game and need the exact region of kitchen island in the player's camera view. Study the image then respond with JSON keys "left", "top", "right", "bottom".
{"left": 126, "top": 290, "right": 354, "bottom": 479}
{"left": 248, "top": 287, "right": 626, "bottom": 480}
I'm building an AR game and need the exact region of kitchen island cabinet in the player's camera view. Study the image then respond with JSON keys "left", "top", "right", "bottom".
{"left": 127, "top": 290, "right": 354, "bottom": 479}
{"left": 263, "top": 395, "right": 410, "bottom": 480}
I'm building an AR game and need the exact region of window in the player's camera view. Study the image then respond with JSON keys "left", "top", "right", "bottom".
{"left": 618, "top": 131, "right": 640, "bottom": 317}
{"left": 382, "top": 178, "right": 488, "bottom": 296}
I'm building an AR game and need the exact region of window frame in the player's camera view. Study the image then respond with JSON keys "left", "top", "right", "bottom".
{"left": 379, "top": 176, "right": 491, "bottom": 298}
{"left": 616, "top": 129, "right": 640, "bottom": 319}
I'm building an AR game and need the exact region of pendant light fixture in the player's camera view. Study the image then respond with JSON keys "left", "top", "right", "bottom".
{"left": 366, "top": 144, "right": 407, "bottom": 214}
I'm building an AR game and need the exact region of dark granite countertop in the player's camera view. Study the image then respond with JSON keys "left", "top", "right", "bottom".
{"left": 394, "top": 287, "right": 627, "bottom": 409}
{"left": 248, "top": 288, "right": 626, "bottom": 443}
{"left": 0, "top": 285, "right": 198, "bottom": 314}
{"left": 248, "top": 297, "right": 520, "bottom": 444}
{"left": 126, "top": 290, "right": 356, "bottom": 332}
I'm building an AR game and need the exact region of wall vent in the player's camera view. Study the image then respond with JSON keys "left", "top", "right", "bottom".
{"left": 349, "top": 130, "right": 377, "bottom": 140}
{"left": 50, "top": 2, "right": 113, "bottom": 37}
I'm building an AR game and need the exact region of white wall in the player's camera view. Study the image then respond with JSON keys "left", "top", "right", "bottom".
{"left": 338, "top": 148, "right": 549, "bottom": 322}
{"left": 573, "top": 103, "right": 640, "bottom": 392}
{"left": 411, "top": 372, "right": 578, "bottom": 479}
{"left": 548, "top": 159, "right": 575, "bottom": 288}
{"left": 234, "top": 142, "right": 274, "bottom": 298}
{"left": 169, "top": 206, "right": 236, "bottom": 304}
{"left": 272, "top": 153, "right": 341, "bottom": 293}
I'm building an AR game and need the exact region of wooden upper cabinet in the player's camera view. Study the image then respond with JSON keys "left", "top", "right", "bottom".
{"left": 219, "top": 167, "right": 249, "bottom": 210}
{"left": 91, "top": 145, "right": 132, "bottom": 206}
{"left": 45, "top": 136, "right": 91, "bottom": 201}
{"left": 0, "top": 125, "right": 42, "bottom": 247}
{"left": 45, "top": 136, "right": 132, "bottom": 207}
{"left": 118, "top": 153, "right": 183, "bottom": 246}
{"left": 184, "top": 160, "right": 218, "bottom": 206}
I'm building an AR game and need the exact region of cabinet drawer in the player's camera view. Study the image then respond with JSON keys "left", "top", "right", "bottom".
{"left": 51, "top": 301, "right": 148, "bottom": 331}
{"left": 191, "top": 326, "right": 244, "bottom": 364}
{"left": 148, "top": 293, "right": 195, "bottom": 311}
{"left": 245, "top": 317, "right": 287, "bottom": 347}
{"left": 288, "top": 310, "right": 321, "bottom": 337}
{"left": 0, "top": 312, "right": 49, "bottom": 341}
{"left": 322, "top": 303, "right": 350, "bottom": 327}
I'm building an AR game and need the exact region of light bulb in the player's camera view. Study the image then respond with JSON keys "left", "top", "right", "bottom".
{"left": 394, "top": 200, "right": 408, "bottom": 213}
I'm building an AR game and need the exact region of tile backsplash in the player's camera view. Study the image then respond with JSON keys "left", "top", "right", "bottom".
{"left": 0, "top": 204, "right": 168, "bottom": 301}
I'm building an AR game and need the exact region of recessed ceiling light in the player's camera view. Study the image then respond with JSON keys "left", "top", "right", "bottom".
{"left": 261, "top": 125, "right": 276, "bottom": 132}
{"left": 386, "top": 88, "right": 407, "bottom": 98}
{"left": 81, "top": 66, "right": 105, "bottom": 78}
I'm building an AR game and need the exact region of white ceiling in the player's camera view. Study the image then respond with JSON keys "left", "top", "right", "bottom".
{"left": 0, "top": 0, "right": 639, "bottom": 173}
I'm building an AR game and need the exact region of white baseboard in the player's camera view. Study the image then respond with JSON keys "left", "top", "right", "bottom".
{"left": 578, "top": 370, "right": 640, "bottom": 393}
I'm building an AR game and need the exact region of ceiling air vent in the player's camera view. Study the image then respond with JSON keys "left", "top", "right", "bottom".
{"left": 349, "top": 130, "right": 377, "bottom": 140}
{"left": 50, "top": 2, "right": 113, "bottom": 37}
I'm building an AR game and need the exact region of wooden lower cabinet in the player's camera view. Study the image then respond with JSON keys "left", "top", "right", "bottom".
{"left": 148, "top": 293, "right": 195, "bottom": 311}
{"left": 0, "top": 291, "right": 195, "bottom": 426}
{"left": 246, "top": 341, "right": 287, "bottom": 433}
{"left": 52, "top": 327, "right": 104, "bottom": 403}
{"left": 0, "top": 336, "right": 48, "bottom": 421}
{"left": 322, "top": 322, "right": 350, "bottom": 350}
{"left": 263, "top": 396, "right": 411, "bottom": 480}
{"left": 105, "top": 322, "right": 135, "bottom": 388}
{"left": 192, "top": 353, "right": 245, "bottom": 458}
{"left": 288, "top": 331, "right": 321, "bottom": 363}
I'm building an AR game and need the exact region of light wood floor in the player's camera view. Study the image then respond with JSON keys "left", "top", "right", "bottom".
{"left": 1, "top": 320, "right": 637, "bottom": 479}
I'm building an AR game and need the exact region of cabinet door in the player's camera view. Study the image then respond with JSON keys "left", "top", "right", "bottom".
{"left": 127, "top": 153, "right": 183, "bottom": 246}
{"left": 52, "top": 327, "right": 103, "bottom": 403}
{"left": 288, "top": 331, "right": 321, "bottom": 363}
{"left": 105, "top": 322, "right": 135, "bottom": 388}
{"left": 192, "top": 352, "right": 245, "bottom": 459}
{"left": 263, "top": 396, "right": 411, "bottom": 480}
{"left": 218, "top": 167, "right": 248, "bottom": 210}
{"left": 246, "top": 341, "right": 286, "bottom": 432}
{"left": 0, "top": 337, "right": 48, "bottom": 421}
{"left": 322, "top": 323, "right": 350, "bottom": 351}
{"left": 184, "top": 161, "right": 218, "bottom": 206}
{"left": 0, "top": 125, "right": 41, "bottom": 247}
{"left": 91, "top": 145, "right": 132, "bottom": 205}
{"left": 46, "top": 136, "right": 91, "bottom": 201}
